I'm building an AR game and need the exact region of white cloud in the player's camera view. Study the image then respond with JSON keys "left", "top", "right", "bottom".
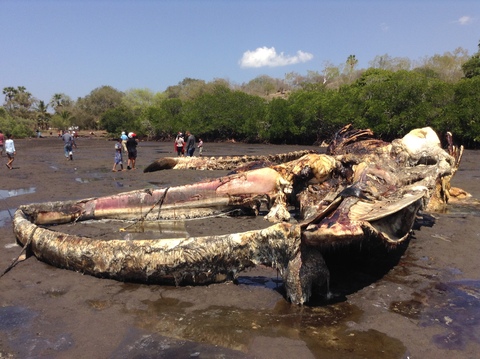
{"left": 239, "top": 46, "right": 313, "bottom": 68}
{"left": 380, "top": 22, "right": 389, "bottom": 32}
{"left": 457, "top": 15, "right": 472, "bottom": 25}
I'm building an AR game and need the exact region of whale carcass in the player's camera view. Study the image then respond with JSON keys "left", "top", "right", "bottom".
{"left": 12, "top": 125, "right": 464, "bottom": 304}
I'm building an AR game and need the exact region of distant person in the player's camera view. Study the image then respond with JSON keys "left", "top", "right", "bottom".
{"left": 5, "top": 133, "right": 16, "bottom": 170}
{"left": 0, "top": 130, "right": 5, "bottom": 156}
{"left": 126, "top": 132, "right": 138, "bottom": 170}
{"left": 175, "top": 132, "right": 185, "bottom": 156}
{"left": 120, "top": 131, "right": 128, "bottom": 154}
{"left": 112, "top": 138, "right": 124, "bottom": 172}
{"left": 197, "top": 138, "right": 204, "bottom": 156}
{"left": 62, "top": 130, "right": 76, "bottom": 160}
{"left": 185, "top": 131, "right": 196, "bottom": 157}
{"left": 174, "top": 131, "right": 181, "bottom": 154}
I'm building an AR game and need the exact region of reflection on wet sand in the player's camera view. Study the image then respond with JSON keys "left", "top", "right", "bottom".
{"left": 126, "top": 295, "right": 407, "bottom": 358}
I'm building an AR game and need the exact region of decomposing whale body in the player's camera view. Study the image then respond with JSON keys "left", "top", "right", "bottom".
{"left": 12, "top": 126, "right": 464, "bottom": 304}
{"left": 143, "top": 150, "right": 315, "bottom": 172}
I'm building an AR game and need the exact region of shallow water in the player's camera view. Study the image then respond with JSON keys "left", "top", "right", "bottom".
{"left": 0, "top": 306, "right": 74, "bottom": 357}
{"left": 443, "top": 201, "right": 480, "bottom": 217}
{"left": 391, "top": 279, "right": 480, "bottom": 350}
{"left": 0, "top": 209, "right": 15, "bottom": 228}
{"left": 130, "top": 296, "right": 406, "bottom": 358}
{"left": 0, "top": 287, "right": 408, "bottom": 359}
{"left": 0, "top": 187, "right": 36, "bottom": 199}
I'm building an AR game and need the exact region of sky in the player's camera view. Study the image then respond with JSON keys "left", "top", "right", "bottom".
{"left": 1, "top": 0, "right": 479, "bottom": 103}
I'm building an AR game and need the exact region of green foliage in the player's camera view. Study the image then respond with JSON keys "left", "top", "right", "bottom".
{"left": 462, "top": 55, "right": 480, "bottom": 79}
{"left": 285, "top": 90, "right": 327, "bottom": 143}
{"left": 6, "top": 42, "right": 480, "bottom": 147}
{"left": 179, "top": 85, "right": 265, "bottom": 142}
{"left": 416, "top": 48, "right": 469, "bottom": 83}
{"left": 76, "top": 86, "right": 124, "bottom": 129}
{"left": 349, "top": 69, "right": 454, "bottom": 140}
{"left": 50, "top": 93, "right": 73, "bottom": 112}
{"left": 446, "top": 77, "right": 480, "bottom": 146}
{"left": 100, "top": 106, "right": 137, "bottom": 136}
{"left": 262, "top": 98, "right": 297, "bottom": 143}
{"left": 2, "top": 86, "right": 36, "bottom": 120}
{"left": 0, "top": 114, "right": 35, "bottom": 138}
{"left": 139, "top": 105, "right": 171, "bottom": 139}
{"left": 35, "top": 100, "right": 51, "bottom": 130}
{"left": 50, "top": 114, "right": 68, "bottom": 131}
{"left": 242, "top": 75, "right": 279, "bottom": 97}
{"left": 165, "top": 78, "right": 207, "bottom": 101}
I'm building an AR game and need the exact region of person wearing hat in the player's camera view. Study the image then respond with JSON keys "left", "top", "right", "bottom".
{"left": 126, "top": 132, "right": 138, "bottom": 169}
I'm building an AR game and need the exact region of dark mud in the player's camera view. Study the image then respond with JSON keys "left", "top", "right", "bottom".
{"left": 1, "top": 136, "right": 480, "bottom": 358}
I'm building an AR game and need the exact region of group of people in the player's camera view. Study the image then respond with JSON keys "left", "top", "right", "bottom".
{"left": 61, "top": 128, "right": 138, "bottom": 172}
{"left": 2, "top": 128, "right": 77, "bottom": 171}
{"left": 1, "top": 128, "right": 204, "bottom": 173}
{"left": 0, "top": 130, "right": 16, "bottom": 170}
{"left": 174, "top": 131, "right": 203, "bottom": 157}
{"left": 112, "top": 131, "right": 138, "bottom": 171}
{"left": 114, "top": 130, "right": 203, "bottom": 172}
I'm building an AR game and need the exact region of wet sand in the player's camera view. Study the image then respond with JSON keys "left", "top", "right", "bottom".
{"left": 1, "top": 136, "right": 480, "bottom": 358}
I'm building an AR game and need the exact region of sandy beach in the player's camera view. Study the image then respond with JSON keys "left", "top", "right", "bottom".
{"left": 1, "top": 135, "right": 479, "bottom": 359}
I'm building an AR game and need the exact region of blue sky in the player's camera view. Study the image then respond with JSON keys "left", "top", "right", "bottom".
{"left": 1, "top": 0, "right": 479, "bottom": 103}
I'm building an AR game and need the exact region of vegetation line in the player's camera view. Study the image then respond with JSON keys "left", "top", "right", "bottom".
{"left": 2, "top": 41, "right": 480, "bottom": 147}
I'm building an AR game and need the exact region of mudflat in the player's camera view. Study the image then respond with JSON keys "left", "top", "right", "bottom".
{"left": 1, "top": 135, "right": 479, "bottom": 359}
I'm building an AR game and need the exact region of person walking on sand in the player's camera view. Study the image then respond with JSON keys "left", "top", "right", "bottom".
{"left": 185, "top": 131, "right": 196, "bottom": 157}
{"left": 126, "top": 132, "right": 138, "bottom": 170}
{"left": 112, "top": 138, "right": 124, "bottom": 172}
{"left": 197, "top": 138, "right": 204, "bottom": 156}
{"left": 62, "top": 130, "right": 76, "bottom": 160}
{"left": 5, "top": 133, "right": 16, "bottom": 170}
{"left": 0, "top": 130, "right": 5, "bottom": 156}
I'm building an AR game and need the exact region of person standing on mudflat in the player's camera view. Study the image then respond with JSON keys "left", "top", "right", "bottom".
{"left": 126, "top": 132, "right": 138, "bottom": 170}
{"left": 112, "top": 138, "right": 124, "bottom": 172}
{"left": 175, "top": 132, "right": 184, "bottom": 156}
{"left": 120, "top": 131, "right": 128, "bottom": 155}
{"left": 185, "top": 130, "right": 196, "bottom": 157}
{"left": 5, "top": 133, "right": 16, "bottom": 169}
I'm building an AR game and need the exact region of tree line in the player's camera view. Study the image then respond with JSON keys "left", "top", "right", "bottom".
{"left": 2, "top": 43, "right": 480, "bottom": 148}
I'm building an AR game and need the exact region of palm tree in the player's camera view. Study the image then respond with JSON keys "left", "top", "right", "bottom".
{"left": 346, "top": 55, "right": 358, "bottom": 73}
{"left": 36, "top": 100, "right": 51, "bottom": 130}
{"left": 3, "top": 86, "right": 17, "bottom": 102}
{"left": 346, "top": 54, "right": 359, "bottom": 82}
{"left": 50, "top": 93, "right": 72, "bottom": 114}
